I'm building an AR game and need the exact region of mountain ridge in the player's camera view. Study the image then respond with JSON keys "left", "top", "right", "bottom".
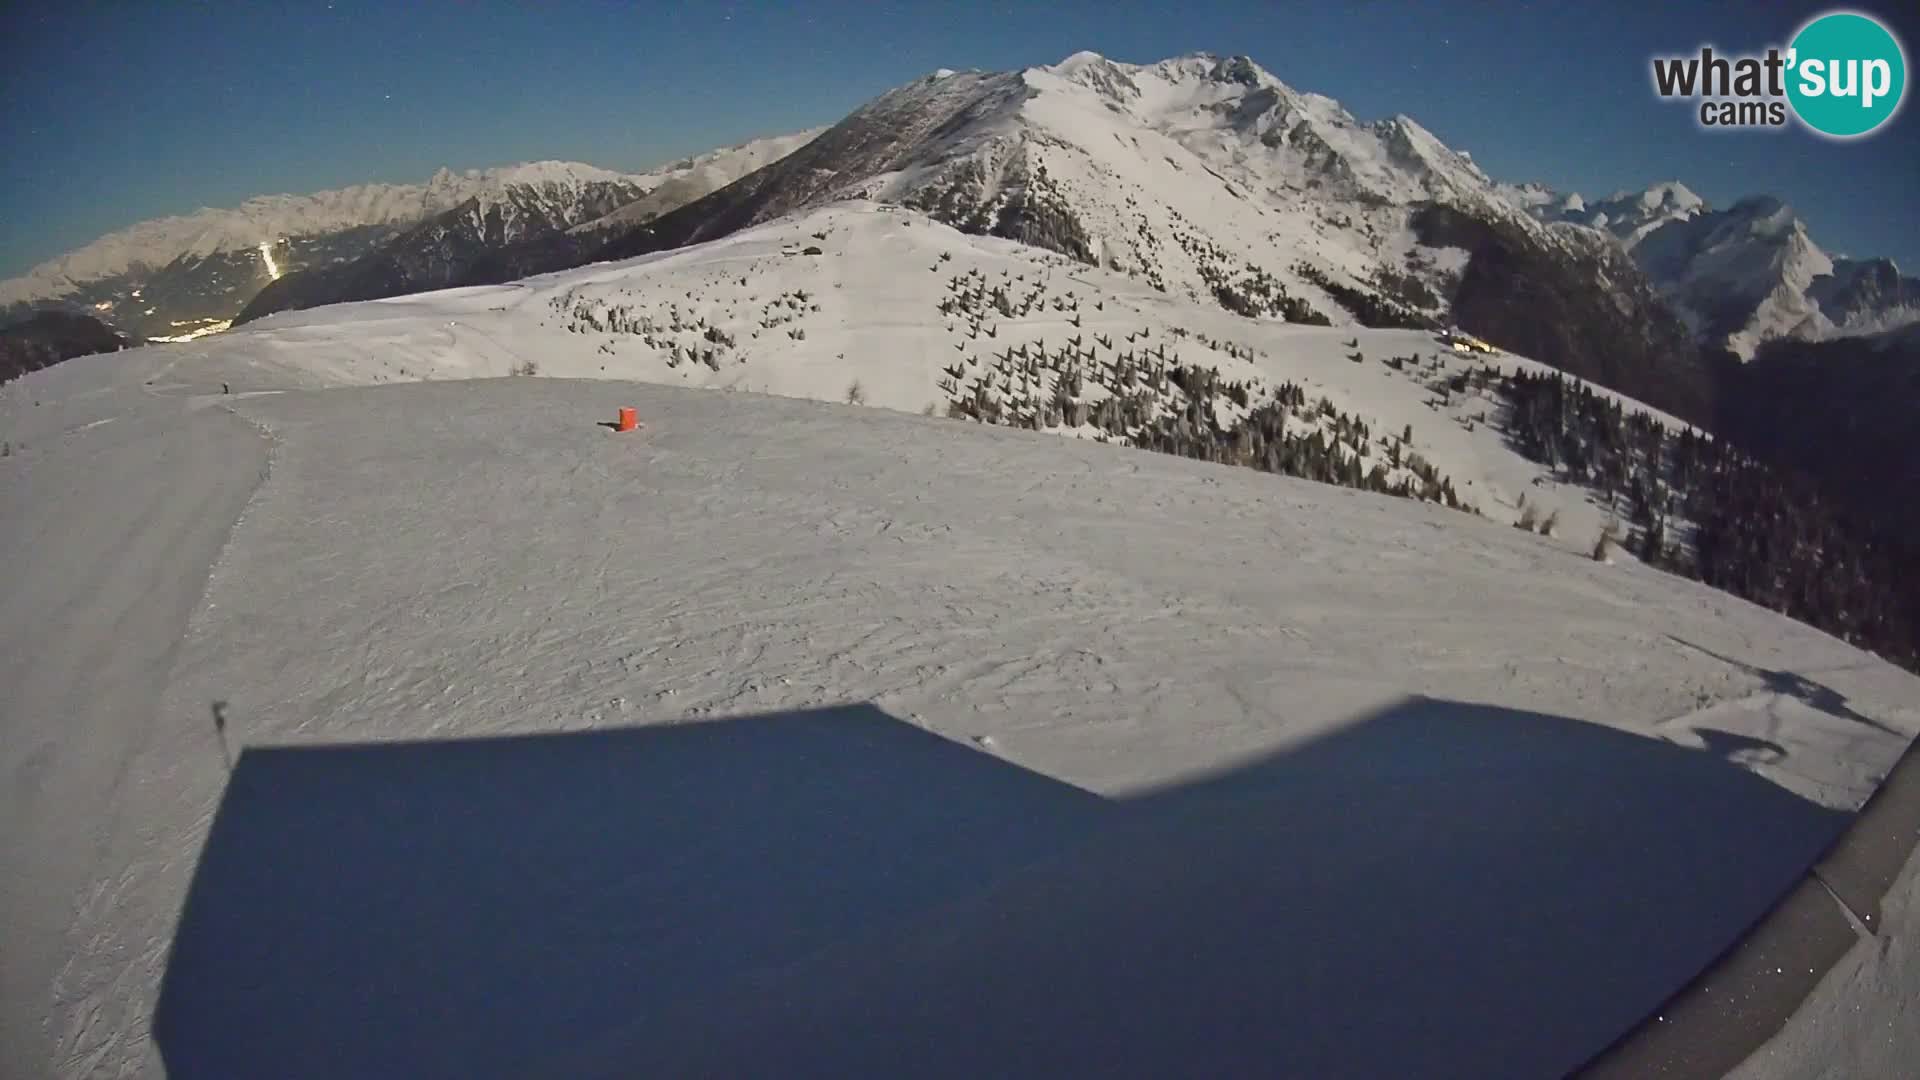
{"left": 1, "top": 160, "right": 649, "bottom": 303}
{"left": 581, "top": 51, "right": 1717, "bottom": 423}
{"left": 1530, "top": 181, "right": 1919, "bottom": 356}
{"left": 0, "top": 134, "right": 824, "bottom": 339}
{"left": 12, "top": 50, "right": 1914, "bottom": 370}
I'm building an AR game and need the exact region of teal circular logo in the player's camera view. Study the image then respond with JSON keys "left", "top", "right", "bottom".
{"left": 1786, "top": 11, "right": 1907, "bottom": 137}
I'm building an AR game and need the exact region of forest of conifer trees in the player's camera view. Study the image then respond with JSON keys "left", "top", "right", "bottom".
{"left": 1497, "top": 368, "right": 1920, "bottom": 673}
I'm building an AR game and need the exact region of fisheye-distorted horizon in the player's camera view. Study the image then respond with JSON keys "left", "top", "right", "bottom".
{"left": 2, "top": 0, "right": 1916, "bottom": 276}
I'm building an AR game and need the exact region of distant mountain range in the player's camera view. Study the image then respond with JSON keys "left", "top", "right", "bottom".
{"left": 233, "top": 130, "right": 822, "bottom": 326}
{"left": 0, "top": 133, "right": 821, "bottom": 341}
{"left": 6, "top": 52, "right": 1915, "bottom": 421}
{"left": 585, "top": 52, "right": 1720, "bottom": 423}
{"left": 8, "top": 50, "right": 1916, "bottom": 670}
{"left": 1517, "top": 183, "right": 1920, "bottom": 358}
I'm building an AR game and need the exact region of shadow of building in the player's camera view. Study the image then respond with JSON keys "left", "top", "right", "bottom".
{"left": 156, "top": 697, "right": 1851, "bottom": 1078}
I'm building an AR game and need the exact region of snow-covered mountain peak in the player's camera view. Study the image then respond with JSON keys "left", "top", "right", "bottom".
{"left": 480, "top": 160, "right": 641, "bottom": 189}
{"left": 1689, "top": 196, "right": 1821, "bottom": 266}
{"left": 1528, "top": 179, "right": 1920, "bottom": 357}
{"left": 1042, "top": 50, "right": 1146, "bottom": 102}
{"left": 1014, "top": 49, "right": 1500, "bottom": 211}
{"left": 1722, "top": 194, "right": 1800, "bottom": 237}
{"left": 1541, "top": 180, "right": 1711, "bottom": 251}
{"left": 1628, "top": 193, "right": 1838, "bottom": 356}
{"left": 1037, "top": 50, "right": 1303, "bottom": 112}
{"left": 1641, "top": 181, "right": 1704, "bottom": 213}
{"left": 1137, "top": 51, "right": 1280, "bottom": 88}
{"left": 1050, "top": 48, "right": 1113, "bottom": 74}
{"left": 602, "top": 49, "right": 1626, "bottom": 346}
{"left": 1598, "top": 181, "right": 1704, "bottom": 215}
{"left": 1371, "top": 113, "right": 1491, "bottom": 190}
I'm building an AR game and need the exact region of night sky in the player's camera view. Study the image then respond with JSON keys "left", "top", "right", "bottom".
{"left": 3, "top": 0, "right": 1916, "bottom": 276}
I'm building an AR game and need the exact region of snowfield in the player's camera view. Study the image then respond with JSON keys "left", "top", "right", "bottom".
{"left": 216, "top": 203, "right": 1693, "bottom": 552}
{"left": 3, "top": 205, "right": 1918, "bottom": 1076}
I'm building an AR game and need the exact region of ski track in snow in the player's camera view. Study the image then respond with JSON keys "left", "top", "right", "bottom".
{"left": 3, "top": 205, "right": 1918, "bottom": 1077}
{"left": 0, "top": 357, "right": 271, "bottom": 1077}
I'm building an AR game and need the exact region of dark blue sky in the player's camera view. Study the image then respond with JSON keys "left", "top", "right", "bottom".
{"left": 3, "top": 0, "right": 1916, "bottom": 277}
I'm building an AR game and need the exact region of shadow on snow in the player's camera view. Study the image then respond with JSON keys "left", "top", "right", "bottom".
{"left": 154, "top": 697, "right": 1850, "bottom": 1078}
{"left": 1668, "top": 633, "right": 1904, "bottom": 736}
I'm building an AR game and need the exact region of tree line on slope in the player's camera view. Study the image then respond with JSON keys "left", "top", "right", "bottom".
{"left": 925, "top": 261, "right": 1469, "bottom": 509}
{"left": 1497, "top": 367, "right": 1920, "bottom": 673}
{"left": 1291, "top": 264, "right": 1435, "bottom": 330}
{"left": 943, "top": 349, "right": 1471, "bottom": 513}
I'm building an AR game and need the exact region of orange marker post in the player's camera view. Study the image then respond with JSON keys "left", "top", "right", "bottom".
{"left": 617, "top": 407, "right": 639, "bottom": 432}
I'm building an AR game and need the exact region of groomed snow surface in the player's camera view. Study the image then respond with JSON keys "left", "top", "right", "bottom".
{"left": 3, "top": 204, "right": 1918, "bottom": 1078}
{"left": 198, "top": 203, "right": 1691, "bottom": 553}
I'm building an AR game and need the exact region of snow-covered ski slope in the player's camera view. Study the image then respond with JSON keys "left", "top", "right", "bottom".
{"left": 4, "top": 202, "right": 1918, "bottom": 1077}
{"left": 215, "top": 202, "right": 1683, "bottom": 552}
